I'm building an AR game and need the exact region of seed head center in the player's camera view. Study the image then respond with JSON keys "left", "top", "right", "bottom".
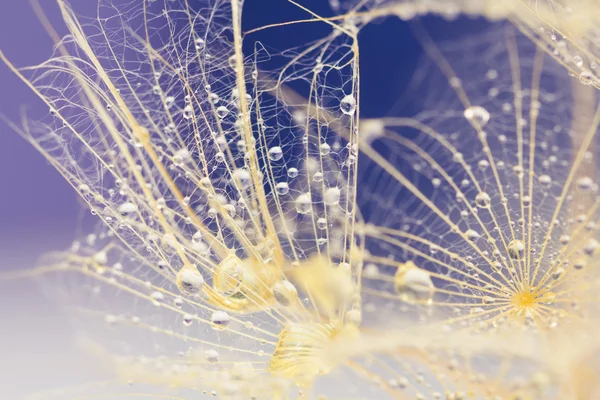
{"left": 512, "top": 290, "right": 536, "bottom": 309}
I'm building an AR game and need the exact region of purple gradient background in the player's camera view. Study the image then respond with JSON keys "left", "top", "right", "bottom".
{"left": 0, "top": 1, "right": 79, "bottom": 271}
{"left": 0, "top": 2, "right": 101, "bottom": 396}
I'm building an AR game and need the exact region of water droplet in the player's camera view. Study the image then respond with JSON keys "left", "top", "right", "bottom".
{"left": 295, "top": 193, "right": 312, "bottom": 214}
{"left": 204, "top": 349, "right": 220, "bottom": 363}
{"left": 287, "top": 168, "right": 299, "bottom": 179}
{"left": 165, "top": 97, "right": 176, "bottom": 110}
{"left": 323, "top": 187, "right": 341, "bottom": 206}
{"left": 182, "top": 313, "right": 193, "bottom": 326}
{"left": 177, "top": 268, "right": 205, "bottom": 296}
{"left": 394, "top": 261, "right": 434, "bottom": 304}
{"left": 213, "top": 255, "right": 246, "bottom": 297}
{"left": 577, "top": 176, "right": 594, "bottom": 191}
{"left": 210, "top": 310, "right": 231, "bottom": 330}
{"left": 538, "top": 174, "right": 552, "bottom": 187}
{"left": 478, "top": 160, "right": 489, "bottom": 171}
{"left": 192, "top": 231, "right": 203, "bottom": 244}
{"left": 232, "top": 168, "right": 251, "bottom": 189}
{"left": 316, "top": 217, "right": 327, "bottom": 230}
{"left": 551, "top": 267, "right": 565, "bottom": 280}
{"left": 340, "top": 95, "right": 356, "bottom": 115}
{"left": 272, "top": 280, "right": 298, "bottom": 307}
{"left": 463, "top": 106, "right": 490, "bottom": 128}
{"left": 151, "top": 291, "right": 164, "bottom": 305}
{"left": 512, "top": 165, "right": 524, "bottom": 175}
{"left": 228, "top": 55, "right": 237, "bottom": 70}
{"left": 216, "top": 106, "right": 229, "bottom": 119}
{"left": 452, "top": 152, "right": 464, "bottom": 163}
{"left": 466, "top": 229, "right": 480, "bottom": 241}
{"left": 93, "top": 251, "right": 108, "bottom": 265}
{"left": 268, "top": 146, "right": 283, "bottom": 161}
{"left": 118, "top": 202, "right": 138, "bottom": 214}
{"left": 173, "top": 148, "right": 190, "bottom": 166}
{"left": 209, "top": 92, "right": 220, "bottom": 104}
{"left": 174, "top": 297, "right": 184, "bottom": 308}
{"left": 579, "top": 70, "right": 596, "bottom": 86}
{"left": 475, "top": 192, "right": 491, "bottom": 208}
{"left": 486, "top": 69, "right": 499, "bottom": 80}
{"left": 78, "top": 184, "right": 91, "bottom": 195}
{"left": 508, "top": 240, "right": 525, "bottom": 260}
{"left": 320, "top": 143, "right": 331, "bottom": 156}
{"left": 223, "top": 204, "right": 236, "bottom": 217}
{"left": 275, "top": 182, "right": 289, "bottom": 195}
{"left": 584, "top": 239, "right": 599, "bottom": 255}
{"left": 363, "top": 263, "right": 379, "bottom": 278}
{"left": 183, "top": 105, "right": 193, "bottom": 120}
{"left": 574, "top": 258, "right": 586, "bottom": 270}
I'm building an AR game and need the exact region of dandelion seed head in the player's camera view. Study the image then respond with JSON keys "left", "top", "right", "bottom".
{"left": 6, "top": 0, "right": 600, "bottom": 398}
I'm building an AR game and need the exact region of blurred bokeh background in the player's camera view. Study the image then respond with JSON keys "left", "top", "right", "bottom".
{"left": 0, "top": 0, "right": 486, "bottom": 396}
